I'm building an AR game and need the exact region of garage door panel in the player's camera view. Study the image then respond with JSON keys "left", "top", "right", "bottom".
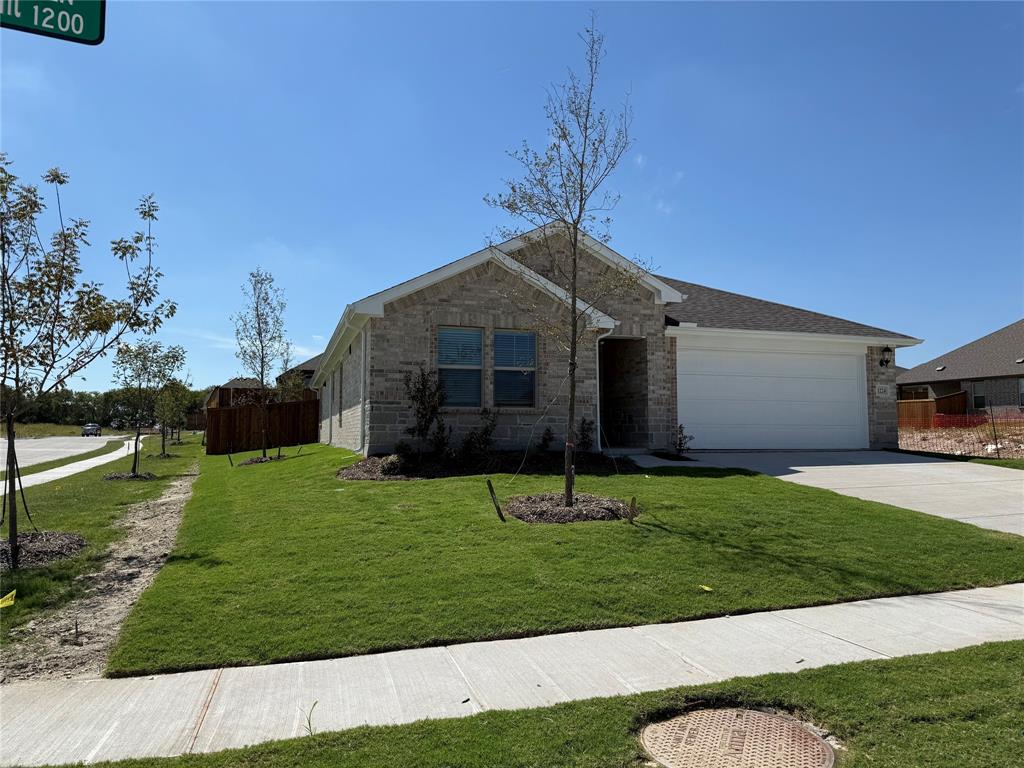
{"left": 678, "top": 349, "right": 861, "bottom": 379}
{"left": 683, "top": 423, "right": 866, "bottom": 450}
{"left": 676, "top": 346, "right": 868, "bottom": 450}
{"left": 680, "top": 374, "right": 862, "bottom": 404}
{"left": 679, "top": 399, "right": 862, "bottom": 429}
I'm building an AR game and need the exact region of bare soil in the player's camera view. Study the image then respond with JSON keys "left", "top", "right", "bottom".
{"left": 506, "top": 492, "right": 632, "bottom": 524}
{"left": 899, "top": 422, "right": 1024, "bottom": 459}
{"left": 238, "top": 455, "right": 287, "bottom": 466}
{"left": 1, "top": 465, "right": 199, "bottom": 683}
{"left": 0, "top": 532, "right": 87, "bottom": 572}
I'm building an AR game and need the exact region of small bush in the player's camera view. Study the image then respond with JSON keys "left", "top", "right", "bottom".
{"left": 578, "top": 417, "right": 595, "bottom": 453}
{"left": 537, "top": 426, "right": 555, "bottom": 452}
{"left": 379, "top": 454, "right": 404, "bottom": 476}
{"left": 461, "top": 408, "right": 497, "bottom": 462}
{"left": 393, "top": 439, "right": 415, "bottom": 464}
{"left": 675, "top": 424, "right": 695, "bottom": 454}
{"left": 429, "top": 414, "right": 453, "bottom": 459}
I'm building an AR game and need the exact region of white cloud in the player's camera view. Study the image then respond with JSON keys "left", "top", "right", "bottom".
{"left": 634, "top": 153, "right": 647, "bottom": 168}
{"left": 311, "top": 334, "right": 325, "bottom": 341}
{"left": 672, "top": 170, "right": 685, "bottom": 185}
{"left": 655, "top": 199, "right": 673, "bottom": 215}
{"left": 173, "top": 328, "right": 236, "bottom": 351}
{"left": 290, "top": 344, "right": 319, "bottom": 358}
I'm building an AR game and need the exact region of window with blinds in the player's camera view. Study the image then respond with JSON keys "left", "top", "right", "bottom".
{"left": 438, "top": 327, "right": 482, "bottom": 407}
{"left": 494, "top": 330, "right": 536, "bottom": 407}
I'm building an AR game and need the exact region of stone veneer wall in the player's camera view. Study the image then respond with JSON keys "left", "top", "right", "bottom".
{"left": 866, "top": 346, "right": 898, "bottom": 449}
{"left": 508, "top": 237, "right": 676, "bottom": 450}
{"left": 362, "top": 260, "right": 602, "bottom": 454}
{"left": 337, "top": 330, "right": 365, "bottom": 450}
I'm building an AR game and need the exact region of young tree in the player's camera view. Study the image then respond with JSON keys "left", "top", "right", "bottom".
{"left": 154, "top": 377, "right": 192, "bottom": 453}
{"left": 1, "top": 156, "right": 175, "bottom": 568}
{"left": 485, "top": 20, "right": 636, "bottom": 506}
{"left": 276, "top": 342, "right": 307, "bottom": 403}
{"left": 232, "top": 268, "right": 286, "bottom": 458}
{"left": 112, "top": 341, "right": 186, "bottom": 475}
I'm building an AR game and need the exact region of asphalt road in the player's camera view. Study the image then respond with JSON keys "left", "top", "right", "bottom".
{"left": 0, "top": 435, "right": 125, "bottom": 468}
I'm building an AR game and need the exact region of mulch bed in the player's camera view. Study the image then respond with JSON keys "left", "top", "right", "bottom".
{"left": 103, "top": 471, "right": 157, "bottom": 481}
{"left": 505, "top": 492, "right": 632, "bottom": 524}
{"left": 238, "top": 456, "right": 288, "bottom": 466}
{"left": 338, "top": 451, "right": 633, "bottom": 481}
{"left": 0, "top": 531, "right": 87, "bottom": 572}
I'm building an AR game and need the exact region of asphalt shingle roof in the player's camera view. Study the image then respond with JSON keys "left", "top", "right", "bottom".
{"left": 658, "top": 276, "right": 916, "bottom": 340}
{"left": 896, "top": 320, "right": 1024, "bottom": 385}
{"left": 220, "top": 377, "right": 261, "bottom": 389}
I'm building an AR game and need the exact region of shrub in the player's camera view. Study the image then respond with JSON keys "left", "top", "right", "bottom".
{"left": 429, "top": 414, "right": 453, "bottom": 459}
{"left": 379, "top": 454, "right": 404, "bottom": 476}
{"left": 403, "top": 364, "right": 444, "bottom": 454}
{"left": 461, "top": 408, "right": 498, "bottom": 463}
{"left": 393, "top": 439, "right": 415, "bottom": 464}
{"left": 577, "top": 417, "right": 595, "bottom": 453}
{"left": 675, "top": 424, "right": 694, "bottom": 454}
{"left": 537, "top": 426, "right": 555, "bottom": 452}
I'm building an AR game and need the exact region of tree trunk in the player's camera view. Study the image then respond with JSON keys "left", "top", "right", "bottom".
{"left": 161, "top": 425, "right": 166, "bottom": 456}
{"left": 132, "top": 424, "right": 142, "bottom": 475}
{"left": 564, "top": 236, "right": 579, "bottom": 507}
{"left": 261, "top": 398, "right": 268, "bottom": 459}
{"left": 5, "top": 412, "right": 19, "bottom": 570}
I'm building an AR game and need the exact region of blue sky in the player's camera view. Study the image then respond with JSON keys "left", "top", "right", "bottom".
{"left": 3, "top": 1, "right": 1021, "bottom": 390}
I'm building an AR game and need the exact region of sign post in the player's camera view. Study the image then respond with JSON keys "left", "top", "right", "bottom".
{"left": 1, "top": 0, "right": 105, "bottom": 45}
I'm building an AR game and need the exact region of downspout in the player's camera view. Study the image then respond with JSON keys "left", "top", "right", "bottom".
{"left": 594, "top": 327, "right": 615, "bottom": 452}
{"left": 359, "top": 325, "right": 368, "bottom": 455}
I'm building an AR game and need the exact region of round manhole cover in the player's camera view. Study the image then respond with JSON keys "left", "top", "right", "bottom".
{"left": 640, "top": 708, "right": 834, "bottom": 768}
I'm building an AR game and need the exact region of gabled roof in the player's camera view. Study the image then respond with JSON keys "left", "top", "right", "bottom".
{"left": 896, "top": 319, "right": 1024, "bottom": 385}
{"left": 659, "top": 277, "right": 919, "bottom": 343}
{"left": 287, "top": 353, "right": 323, "bottom": 374}
{"left": 220, "top": 377, "right": 261, "bottom": 389}
{"left": 312, "top": 233, "right": 621, "bottom": 388}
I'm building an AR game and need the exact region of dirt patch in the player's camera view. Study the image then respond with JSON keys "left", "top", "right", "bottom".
{"left": 899, "top": 420, "right": 1024, "bottom": 460}
{"left": 0, "top": 532, "right": 87, "bottom": 572}
{"left": 338, "top": 451, "right": 632, "bottom": 481}
{"left": 506, "top": 492, "right": 631, "bottom": 524}
{"left": 1, "top": 465, "right": 199, "bottom": 683}
{"left": 103, "top": 471, "right": 157, "bottom": 481}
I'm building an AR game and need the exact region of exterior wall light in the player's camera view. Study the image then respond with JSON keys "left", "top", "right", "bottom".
{"left": 879, "top": 346, "right": 893, "bottom": 368}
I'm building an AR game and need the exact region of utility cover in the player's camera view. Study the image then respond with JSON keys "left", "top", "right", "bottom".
{"left": 640, "top": 708, "right": 834, "bottom": 768}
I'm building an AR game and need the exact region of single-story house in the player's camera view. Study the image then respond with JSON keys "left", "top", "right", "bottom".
{"left": 897, "top": 319, "right": 1024, "bottom": 410}
{"left": 312, "top": 227, "right": 920, "bottom": 455}
{"left": 204, "top": 377, "right": 261, "bottom": 410}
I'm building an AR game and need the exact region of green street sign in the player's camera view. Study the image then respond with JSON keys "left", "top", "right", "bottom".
{"left": 1, "top": 0, "right": 105, "bottom": 45}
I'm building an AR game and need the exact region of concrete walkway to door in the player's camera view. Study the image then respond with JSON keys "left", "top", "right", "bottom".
{"left": 633, "top": 451, "right": 1023, "bottom": 536}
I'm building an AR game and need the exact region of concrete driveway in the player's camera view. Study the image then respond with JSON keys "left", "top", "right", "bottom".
{"left": 686, "top": 451, "right": 1024, "bottom": 536}
{"left": 0, "top": 435, "right": 123, "bottom": 468}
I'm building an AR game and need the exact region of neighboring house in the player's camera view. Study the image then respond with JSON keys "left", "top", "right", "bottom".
{"left": 897, "top": 320, "right": 1024, "bottom": 411}
{"left": 277, "top": 353, "right": 323, "bottom": 391}
{"left": 204, "top": 377, "right": 261, "bottom": 410}
{"left": 312, "top": 227, "right": 919, "bottom": 454}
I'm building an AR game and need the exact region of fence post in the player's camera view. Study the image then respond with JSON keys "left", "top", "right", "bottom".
{"left": 989, "top": 405, "right": 1000, "bottom": 459}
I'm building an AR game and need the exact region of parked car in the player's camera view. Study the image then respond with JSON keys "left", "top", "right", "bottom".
{"left": 81, "top": 423, "right": 102, "bottom": 437}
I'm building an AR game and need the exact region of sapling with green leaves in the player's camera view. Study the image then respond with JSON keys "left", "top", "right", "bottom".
{"left": 0, "top": 155, "right": 174, "bottom": 568}
{"left": 112, "top": 341, "right": 186, "bottom": 475}
{"left": 232, "top": 268, "right": 287, "bottom": 458}
{"left": 485, "top": 19, "right": 644, "bottom": 506}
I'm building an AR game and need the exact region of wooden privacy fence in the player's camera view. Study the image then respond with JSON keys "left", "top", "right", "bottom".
{"left": 897, "top": 390, "right": 968, "bottom": 429}
{"left": 205, "top": 399, "right": 319, "bottom": 455}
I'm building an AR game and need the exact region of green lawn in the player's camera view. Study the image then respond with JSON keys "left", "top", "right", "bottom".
{"left": 0, "top": 436, "right": 203, "bottom": 636}
{"left": 10, "top": 422, "right": 87, "bottom": 438}
{"left": 107, "top": 443, "right": 1024, "bottom": 676}
{"left": 89, "top": 641, "right": 1024, "bottom": 768}
{"left": 0, "top": 438, "right": 124, "bottom": 481}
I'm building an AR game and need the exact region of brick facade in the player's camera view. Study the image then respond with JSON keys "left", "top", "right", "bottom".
{"left": 866, "top": 346, "right": 898, "bottom": 449}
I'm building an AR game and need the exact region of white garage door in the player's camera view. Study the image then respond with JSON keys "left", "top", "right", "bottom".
{"left": 677, "top": 346, "right": 868, "bottom": 449}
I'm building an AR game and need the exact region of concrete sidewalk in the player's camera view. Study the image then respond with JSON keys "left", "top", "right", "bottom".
{"left": 2, "top": 583, "right": 1020, "bottom": 766}
{"left": 632, "top": 451, "right": 1024, "bottom": 536}
{"left": 1, "top": 439, "right": 132, "bottom": 493}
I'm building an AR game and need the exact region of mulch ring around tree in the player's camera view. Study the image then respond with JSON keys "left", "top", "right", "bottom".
{"left": 238, "top": 456, "right": 287, "bottom": 466}
{"left": 104, "top": 471, "right": 157, "bottom": 481}
{"left": 0, "top": 531, "right": 87, "bottom": 572}
{"left": 506, "top": 493, "right": 632, "bottom": 524}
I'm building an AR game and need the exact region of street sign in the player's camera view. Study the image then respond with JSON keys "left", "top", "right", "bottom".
{"left": 1, "top": 0, "right": 105, "bottom": 45}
